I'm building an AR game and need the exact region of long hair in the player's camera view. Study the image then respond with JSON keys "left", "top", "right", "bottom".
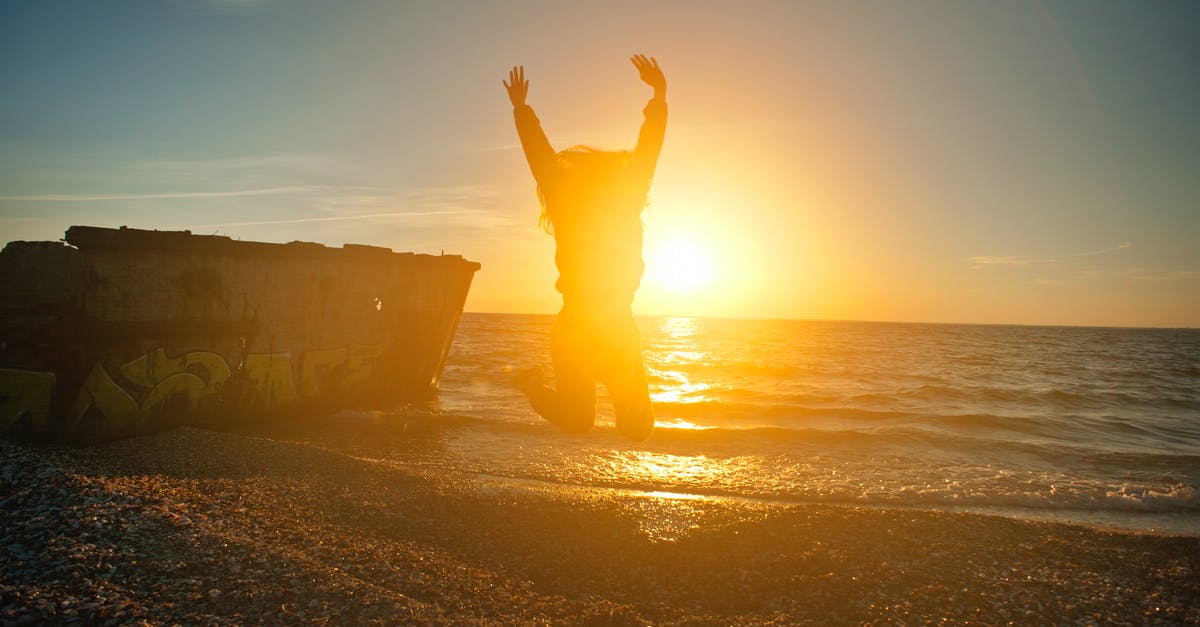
{"left": 537, "top": 146, "right": 634, "bottom": 233}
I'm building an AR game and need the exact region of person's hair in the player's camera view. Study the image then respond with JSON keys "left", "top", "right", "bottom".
{"left": 537, "top": 146, "right": 634, "bottom": 233}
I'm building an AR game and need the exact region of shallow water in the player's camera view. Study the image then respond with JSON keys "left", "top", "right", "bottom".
{"left": 328, "top": 313, "right": 1200, "bottom": 535}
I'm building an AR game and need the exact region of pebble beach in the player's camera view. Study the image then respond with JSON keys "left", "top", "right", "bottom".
{"left": 2, "top": 426, "right": 1197, "bottom": 625}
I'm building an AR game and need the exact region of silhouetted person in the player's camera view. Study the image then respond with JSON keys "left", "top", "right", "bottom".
{"left": 505, "top": 54, "right": 667, "bottom": 441}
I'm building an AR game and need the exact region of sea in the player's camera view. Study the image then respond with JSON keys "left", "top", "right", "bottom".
{"left": 309, "top": 313, "right": 1200, "bottom": 536}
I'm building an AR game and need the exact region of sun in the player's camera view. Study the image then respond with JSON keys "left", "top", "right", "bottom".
{"left": 648, "top": 239, "right": 713, "bottom": 292}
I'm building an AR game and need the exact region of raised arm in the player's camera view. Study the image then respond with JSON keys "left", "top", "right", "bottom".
{"left": 504, "top": 65, "right": 557, "bottom": 186}
{"left": 630, "top": 54, "right": 668, "bottom": 180}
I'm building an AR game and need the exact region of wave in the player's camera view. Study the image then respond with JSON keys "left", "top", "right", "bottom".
{"left": 299, "top": 408, "right": 1200, "bottom": 535}
{"left": 378, "top": 407, "right": 1200, "bottom": 459}
{"left": 462, "top": 465, "right": 1200, "bottom": 516}
{"left": 424, "top": 315, "right": 1200, "bottom": 533}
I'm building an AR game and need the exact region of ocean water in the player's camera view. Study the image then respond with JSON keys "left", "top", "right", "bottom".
{"left": 326, "top": 313, "right": 1200, "bottom": 535}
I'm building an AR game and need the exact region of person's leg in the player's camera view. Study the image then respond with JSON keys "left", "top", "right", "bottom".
{"left": 521, "top": 362, "right": 595, "bottom": 433}
{"left": 600, "top": 313, "right": 655, "bottom": 441}
{"left": 516, "top": 309, "right": 597, "bottom": 433}
{"left": 607, "top": 359, "right": 654, "bottom": 441}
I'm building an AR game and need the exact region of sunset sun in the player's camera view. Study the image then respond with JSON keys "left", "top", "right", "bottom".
{"left": 649, "top": 239, "right": 713, "bottom": 292}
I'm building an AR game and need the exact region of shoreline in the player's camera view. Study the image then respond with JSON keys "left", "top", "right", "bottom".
{"left": 3, "top": 427, "right": 1198, "bottom": 624}
{"left": 249, "top": 409, "right": 1200, "bottom": 539}
{"left": 454, "top": 469, "right": 1200, "bottom": 539}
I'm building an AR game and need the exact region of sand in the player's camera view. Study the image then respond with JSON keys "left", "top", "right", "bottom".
{"left": 2, "top": 426, "right": 1197, "bottom": 625}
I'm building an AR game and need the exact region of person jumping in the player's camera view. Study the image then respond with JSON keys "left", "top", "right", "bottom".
{"left": 504, "top": 54, "right": 668, "bottom": 441}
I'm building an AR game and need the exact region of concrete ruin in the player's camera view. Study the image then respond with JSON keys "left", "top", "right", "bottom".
{"left": 0, "top": 226, "right": 480, "bottom": 441}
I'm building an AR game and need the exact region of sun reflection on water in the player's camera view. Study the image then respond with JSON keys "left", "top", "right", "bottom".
{"left": 647, "top": 317, "right": 718, "bottom": 406}
{"left": 661, "top": 350, "right": 704, "bottom": 364}
{"left": 617, "top": 450, "right": 724, "bottom": 485}
{"left": 651, "top": 379, "right": 713, "bottom": 404}
{"left": 656, "top": 419, "right": 714, "bottom": 431}
{"left": 660, "top": 316, "right": 698, "bottom": 339}
{"left": 601, "top": 450, "right": 733, "bottom": 542}
{"left": 643, "top": 490, "right": 707, "bottom": 500}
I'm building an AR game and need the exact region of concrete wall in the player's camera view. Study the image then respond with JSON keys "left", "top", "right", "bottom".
{"left": 0, "top": 226, "right": 479, "bottom": 441}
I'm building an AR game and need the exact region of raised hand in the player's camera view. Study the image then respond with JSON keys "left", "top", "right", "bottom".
{"left": 631, "top": 54, "right": 666, "bottom": 98}
{"left": 503, "top": 65, "right": 529, "bottom": 108}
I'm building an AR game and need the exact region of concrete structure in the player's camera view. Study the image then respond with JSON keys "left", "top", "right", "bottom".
{"left": 0, "top": 226, "right": 480, "bottom": 441}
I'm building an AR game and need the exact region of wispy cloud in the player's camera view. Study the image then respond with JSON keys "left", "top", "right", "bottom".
{"left": 970, "top": 255, "right": 1057, "bottom": 266}
{"left": 1076, "top": 242, "right": 1133, "bottom": 257}
{"left": 463, "top": 119, "right": 721, "bottom": 155}
{"left": 0, "top": 150, "right": 354, "bottom": 197}
{"left": 1121, "top": 268, "right": 1200, "bottom": 282}
{"left": 307, "top": 184, "right": 502, "bottom": 212}
{"left": 162, "top": 183, "right": 515, "bottom": 232}
{"left": 135, "top": 154, "right": 343, "bottom": 173}
{"left": 174, "top": 210, "right": 476, "bottom": 230}
{"left": 0, "top": 186, "right": 330, "bottom": 202}
{"left": 969, "top": 242, "right": 1132, "bottom": 268}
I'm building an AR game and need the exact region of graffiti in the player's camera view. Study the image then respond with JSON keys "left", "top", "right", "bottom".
{"left": 342, "top": 344, "right": 387, "bottom": 389}
{"left": 70, "top": 348, "right": 232, "bottom": 428}
{"left": 122, "top": 347, "right": 232, "bottom": 415}
{"left": 0, "top": 368, "right": 56, "bottom": 432}
{"left": 70, "top": 362, "right": 140, "bottom": 428}
{"left": 68, "top": 343, "right": 387, "bottom": 425}
{"left": 240, "top": 353, "right": 298, "bottom": 409}
{"left": 120, "top": 347, "right": 231, "bottom": 393}
{"left": 300, "top": 348, "right": 346, "bottom": 397}
{"left": 299, "top": 344, "right": 388, "bottom": 397}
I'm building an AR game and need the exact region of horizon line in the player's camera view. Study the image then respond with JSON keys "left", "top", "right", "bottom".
{"left": 460, "top": 309, "right": 1198, "bottom": 331}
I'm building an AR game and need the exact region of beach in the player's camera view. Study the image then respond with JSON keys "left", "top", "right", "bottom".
{"left": 2, "top": 426, "right": 1196, "bottom": 625}
{"left": 5, "top": 1, "right": 1199, "bottom": 623}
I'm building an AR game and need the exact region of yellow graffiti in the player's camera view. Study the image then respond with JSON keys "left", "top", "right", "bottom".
{"left": 300, "top": 347, "right": 346, "bottom": 397}
{"left": 240, "top": 353, "right": 298, "bottom": 409}
{"left": 0, "top": 368, "right": 56, "bottom": 432}
{"left": 141, "top": 372, "right": 208, "bottom": 414}
{"left": 341, "top": 343, "right": 386, "bottom": 390}
{"left": 120, "top": 347, "right": 231, "bottom": 393}
{"left": 64, "top": 342, "right": 386, "bottom": 428}
{"left": 298, "top": 344, "right": 386, "bottom": 394}
{"left": 116, "top": 348, "right": 232, "bottom": 413}
{"left": 70, "top": 364, "right": 140, "bottom": 429}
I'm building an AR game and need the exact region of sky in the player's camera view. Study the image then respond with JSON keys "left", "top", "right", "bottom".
{"left": 1, "top": 0, "right": 1198, "bottom": 327}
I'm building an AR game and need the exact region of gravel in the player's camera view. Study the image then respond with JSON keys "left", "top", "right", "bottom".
{"left": 2, "top": 427, "right": 1197, "bottom": 625}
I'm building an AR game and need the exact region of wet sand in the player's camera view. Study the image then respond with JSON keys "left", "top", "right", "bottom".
{"left": 2, "top": 427, "right": 1197, "bottom": 625}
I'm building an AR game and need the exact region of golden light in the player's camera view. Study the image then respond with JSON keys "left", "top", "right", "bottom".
{"left": 648, "top": 239, "right": 713, "bottom": 292}
{"left": 621, "top": 450, "right": 721, "bottom": 484}
{"left": 646, "top": 317, "right": 717, "bottom": 405}
{"left": 655, "top": 419, "right": 714, "bottom": 431}
{"left": 636, "top": 188, "right": 769, "bottom": 317}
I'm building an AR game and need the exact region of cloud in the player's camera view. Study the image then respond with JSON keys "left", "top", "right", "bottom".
{"left": 969, "top": 242, "right": 1133, "bottom": 268}
{"left": 173, "top": 210, "right": 477, "bottom": 230}
{"left": 164, "top": 183, "right": 515, "bottom": 231}
{"left": 462, "top": 117, "right": 754, "bottom": 155}
{"left": 121, "top": 153, "right": 360, "bottom": 189}
{"left": 1, "top": 181, "right": 504, "bottom": 215}
{"left": 0, "top": 149, "right": 353, "bottom": 199}
{"left": 307, "top": 184, "right": 502, "bottom": 212}
{"left": 969, "top": 255, "right": 1057, "bottom": 266}
{"left": 135, "top": 154, "right": 343, "bottom": 173}
{"left": 0, "top": 186, "right": 329, "bottom": 202}
{"left": 1076, "top": 242, "right": 1133, "bottom": 257}
{"left": 1121, "top": 268, "right": 1200, "bottom": 282}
